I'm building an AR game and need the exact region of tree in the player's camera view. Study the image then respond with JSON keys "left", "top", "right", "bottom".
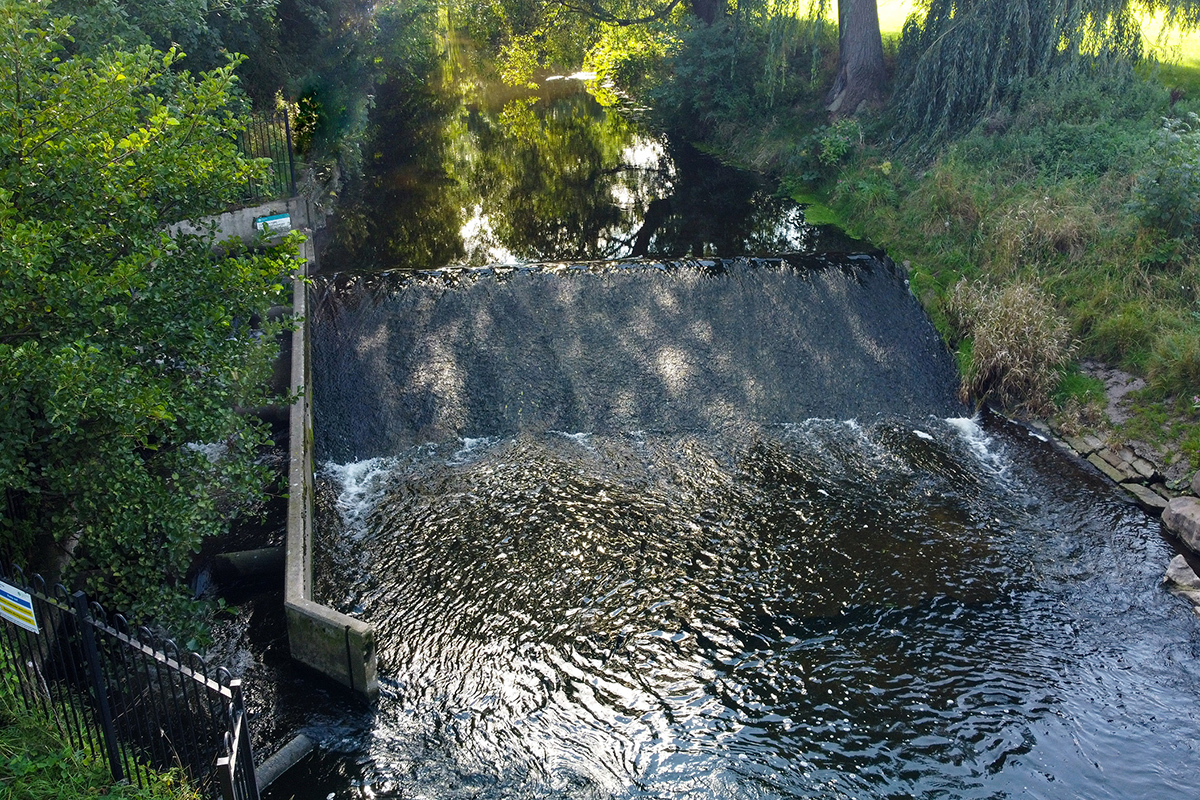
{"left": 49, "top": 0, "right": 276, "bottom": 73}
{"left": 826, "top": 0, "right": 884, "bottom": 115}
{"left": 895, "top": 0, "right": 1200, "bottom": 142}
{"left": 0, "top": 0, "right": 296, "bottom": 632}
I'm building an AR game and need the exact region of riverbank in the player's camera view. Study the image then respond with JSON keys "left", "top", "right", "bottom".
{"left": 731, "top": 62, "right": 1200, "bottom": 491}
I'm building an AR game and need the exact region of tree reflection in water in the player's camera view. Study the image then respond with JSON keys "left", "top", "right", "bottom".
{"left": 322, "top": 59, "right": 815, "bottom": 274}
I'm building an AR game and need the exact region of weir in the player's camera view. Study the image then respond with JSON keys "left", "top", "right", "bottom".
{"left": 312, "top": 256, "right": 962, "bottom": 463}
{"left": 265, "top": 60, "right": 1200, "bottom": 800}
{"left": 286, "top": 253, "right": 378, "bottom": 699}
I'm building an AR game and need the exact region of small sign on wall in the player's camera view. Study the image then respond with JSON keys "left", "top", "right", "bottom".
{"left": 0, "top": 580, "right": 37, "bottom": 633}
{"left": 255, "top": 213, "right": 292, "bottom": 234}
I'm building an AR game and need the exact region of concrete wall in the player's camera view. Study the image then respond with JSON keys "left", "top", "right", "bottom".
{"left": 170, "top": 197, "right": 315, "bottom": 243}
{"left": 285, "top": 244, "right": 379, "bottom": 700}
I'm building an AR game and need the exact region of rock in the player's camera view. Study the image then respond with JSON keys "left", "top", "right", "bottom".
{"left": 1131, "top": 457, "right": 1156, "bottom": 481}
{"left": 1082, "top": 434, "right": 1105, "bottom": 453}
{"left": 1098, "top": 447, "right": 1128, "bottom": 471}
{"left": 1153, "top": 482, "right": 1179, "bottom": 501}
{"left": 1087, "top": 453, "right": 1128, "bottom": 484}
{"left": 1191, "top": 470, "right": 1200, "bottom": 497}
{"left": 1122, "top": 482, "right": 1169, "bottom": 514}
{"left": 1164, "top": 554, "right": 1200, "bottom": 608}
{"left": 1163, "top": 497, "right": 1200, "bottom": 554}
{"left": 1064, "top": 435, "right": 1093, "bottom": 455}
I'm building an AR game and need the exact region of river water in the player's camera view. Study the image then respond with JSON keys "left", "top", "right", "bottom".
{"left": 267, "top": 72, "right": 1200, "bottom": 799}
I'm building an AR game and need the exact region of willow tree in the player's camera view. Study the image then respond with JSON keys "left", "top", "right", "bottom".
{"left": 894, "top": 0, "right": 1200, "bottom": 142}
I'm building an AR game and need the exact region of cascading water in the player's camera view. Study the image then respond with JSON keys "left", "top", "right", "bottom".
{"left": 256, "top": 68, "right": 1200, "bottom": 800}
{"left": 274, "top": 257, "right": 1200, "bottom": 799}
{"left": 311, "top": 257, "right": 959, "bottom": 461}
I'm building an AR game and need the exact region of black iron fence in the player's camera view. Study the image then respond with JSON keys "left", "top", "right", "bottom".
{"left": 0, "top": 565, "right": 259, "bottom": 800}
{"left": 239, "top": 113, "right": 296, "bottom": 203}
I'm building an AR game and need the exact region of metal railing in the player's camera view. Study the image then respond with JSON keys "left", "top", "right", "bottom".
{"left": 239, "top": 113, "right": 296, "bottom": 203}
{"left": 0, "top": 564, "right": 259, "bottom": 800}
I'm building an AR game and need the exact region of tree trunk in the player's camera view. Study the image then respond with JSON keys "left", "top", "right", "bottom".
{"left": 826, "top": 0, "right": 885, "bottom": 116}
{"left": 691, "top": 0, "right": 722, "bottom": 25}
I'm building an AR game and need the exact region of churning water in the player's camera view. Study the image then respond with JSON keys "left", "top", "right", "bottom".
{"left": 287, "top": 260, "right": 1200, "bottom": 800}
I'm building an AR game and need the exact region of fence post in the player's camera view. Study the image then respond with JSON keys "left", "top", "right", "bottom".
{"left": 217, "top": 680, "right": 260, "bottom": 800}
{"left": 72, "top": 591, "right": 125, "bottom": 783}
{"left": 283, "top": 112, "right": 296, "bottom": 197}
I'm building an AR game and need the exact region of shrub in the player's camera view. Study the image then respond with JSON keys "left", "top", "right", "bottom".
{"left": 1130, "top": 113, "right": 1200, "bottom": 239}
{"left": 947, "top": 280, "right": 1077, "bottom": 414}
{"left": 1147, "top": 329, "right": 1200, "bottom": 398}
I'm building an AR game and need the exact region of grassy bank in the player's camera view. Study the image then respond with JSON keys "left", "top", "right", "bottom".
{"left": 694, "top": 26, "right": 1198, "bottom": 474}
{"left": 642, "top": 6, "right": 1200, "bottom": 471}
{"left": 0, "top": 682, "right": 198, "bottom": 800}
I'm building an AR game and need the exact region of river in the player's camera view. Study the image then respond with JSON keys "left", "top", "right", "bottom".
{"left": 259, "top": 64, "right": 1200, "bottom": 800}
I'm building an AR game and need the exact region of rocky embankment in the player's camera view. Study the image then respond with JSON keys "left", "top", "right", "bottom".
{"left": 1035, "top": 363, "right": 1200, "bottom": 612}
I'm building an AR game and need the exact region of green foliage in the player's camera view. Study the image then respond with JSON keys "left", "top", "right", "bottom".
{"left": 584, "top": 20, "right": 676, "bottom": 104}
{"left": 1147, "top": 328, "right": 1200, "bottom": 395}
{"left": 1130, "top": 113, "right": 1200, "bottom": 238}
{"left": 214, "top": 0, "right": 440, "bottom": 176}
{"left": 0, "top": 676, "right": 198, "bottom": 799}
{"left": 892, "top": 0, "right": 1198, "bottom": 144}
{"left": 649, "top": 13, "right": 832, "bottom": 141}
{"left": 814, "top": 118, "right": 861, "bottom": 165}
{"left": 49, "top": 0, "right": 275, "bottom": 74}
{"left": 957, "top": 65, "right": 1169, "bottom": 179}
{"left": 1054, "top": 367, "right": 1107, "bottom": 406}
{"left": 0, "top": 1, "right": 296, "bottom": 635}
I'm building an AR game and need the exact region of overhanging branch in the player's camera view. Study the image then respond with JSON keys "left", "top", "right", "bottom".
{"left": 553, "top": 0, "right": 684, "bottom": 26}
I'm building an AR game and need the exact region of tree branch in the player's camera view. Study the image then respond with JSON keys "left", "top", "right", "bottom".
{"left": 553, "top": 0, "right": 684, "bottom": 26}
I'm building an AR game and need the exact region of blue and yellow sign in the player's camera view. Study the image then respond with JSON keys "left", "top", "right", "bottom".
{"left": 0, "top": 580, "right": 38, "bottom": 634}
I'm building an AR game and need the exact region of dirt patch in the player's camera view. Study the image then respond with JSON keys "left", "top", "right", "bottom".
{"left": 1081, "top": 360, "right": 1146, "bottom": 426}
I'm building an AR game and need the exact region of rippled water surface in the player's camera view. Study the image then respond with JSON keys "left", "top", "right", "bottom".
{"left": 286, "top": 265, "right": 1200, "bottom": 800}
{"left": 273, "top": 67, "right": 1200, "bottom": 800}
{"left": 294, "top": 414, "right": 1200, "bottom": 800}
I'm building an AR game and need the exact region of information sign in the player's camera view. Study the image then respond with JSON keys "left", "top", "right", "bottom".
{"left": 255, "top": 213, "right": 292, "bottom": 234}
{"left": 0, "top": 580, "right": 37, "bottom": 633}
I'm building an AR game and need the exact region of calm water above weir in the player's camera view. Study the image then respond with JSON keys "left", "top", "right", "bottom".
{"left": 282, "top": 76, "right": 1200, "bottom": 799}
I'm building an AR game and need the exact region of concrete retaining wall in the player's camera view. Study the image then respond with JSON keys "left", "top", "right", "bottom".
{"left": 285, "top": 246, "right": 378, "bottom": 700}
{"left": 170, "top": 197, "right": 315, "bottom": 243}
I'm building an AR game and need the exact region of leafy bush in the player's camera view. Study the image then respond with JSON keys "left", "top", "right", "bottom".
{"left": 1130, "top": 113, "right": 1200, "bottom": 239}
{"left": 0, "top": 3, "right": 296, "bottom": 635}
{"left": 649, "top": 16, "right": 830, "bottom": 139}
{"left": 956, "top": 66, "right": 1166, "bottom": 180}
{"left": 947, "top": 280, "right": 1077, "bottom": 414}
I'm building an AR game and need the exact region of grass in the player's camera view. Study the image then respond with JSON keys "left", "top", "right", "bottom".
{"left": 0, "top": 680, "right": 199, "bottom": 800}
{"left": 803, "top": 56, "right": 1200, "bottom": 464}
{"left": 676, "top": 7, "right": 1200, "bottom": 466}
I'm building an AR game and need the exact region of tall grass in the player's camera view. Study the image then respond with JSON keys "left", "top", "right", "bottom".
{"left": 0, "top": 677, "right": 198, "bottom": 800}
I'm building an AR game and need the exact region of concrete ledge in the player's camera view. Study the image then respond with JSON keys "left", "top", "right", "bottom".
{"left": 170, "top": 197, "right": 314, "bottom": 243}
{"left": 285, "top": 240, "right": 379, "bottom": 700}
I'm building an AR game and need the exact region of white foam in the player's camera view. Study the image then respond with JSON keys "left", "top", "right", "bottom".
{"left": 913, "top": 430, "right": 934, "bottom": 441}
{"left": 321, "top": 457, "right": 397, "bottom": 540}
{"left": 946, "top": 415, "right": 1009, "bottom": 479}
{"left": 449, "top": 436, "right": 499, "bottom": 464}
{"left": 552, "top": 431, "right": 595, "bottom": 449}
